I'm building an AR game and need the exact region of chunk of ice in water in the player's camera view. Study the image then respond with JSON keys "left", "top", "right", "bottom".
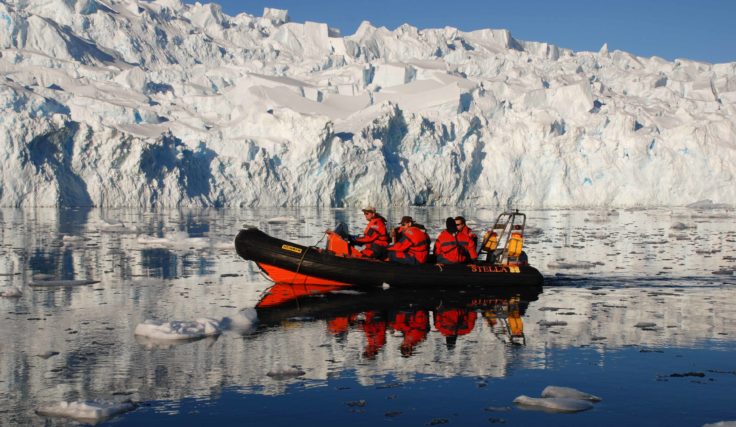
{"left": 541, "top": 386, "right": 602, "bottom": 402}
{"left": 221, "top": 308, "right": 259, "bottom": 334}
{"left": 36, "top": 400, "right": 136, "bottom": 423}
{"left": 0, "top": 286, "right": 22, "bottom": 297}
{"left": 134, "top": 318, "right": 221, "bottom": 340}
{"left": 513, "top": 395, "right": 593, "bottom": 413}
{"left": 267, "top": 365, "right": 306, "bottom": 379}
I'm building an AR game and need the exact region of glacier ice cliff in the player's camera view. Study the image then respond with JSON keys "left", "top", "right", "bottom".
{"left": 0, "top": 0, "right": 734, "bottom": 207}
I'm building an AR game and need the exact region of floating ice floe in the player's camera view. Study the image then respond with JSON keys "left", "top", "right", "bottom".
{"left": 541, "top": 386, "right": 602, "bottom": 402}
{"left": 0, "top": 286, "right": 22, "bottom": 298}
{"left": 330, "top": 290, "right": 364, "bottom": 295}
{"left": 36, "top": 400, "right": 136, "bottom": 423}
{"left": 134, "top": 318, "right": 222, "bottom": 341}
{"left": 136, "top": 233, "right": 211, "bottom": 249}
{"left": 29, "top": 280, "right": 100, "bottom": 287}
{"left": 513, "top": 395, "right": 593, "bottom": 413}
{"left": 686, "top": 200, "right": 732, "bottom": 210}
{"left": 547, "top": 261, "right": 600, "bottom": 269}
{"left": 36, "top": 351, "right": 60, "bottom": 359}
{"left": 266, "top": 216, "right": 296, "bottom": 224}
{"left": 62, "top": 235, "right": 86, "bottom": 244}
{"left": 98, "top": 219, "right": 139, "bottom": 233}
{"left": 266, "top": 365, "right": 306, "bottom": 380}
{"left": 221, "top": 308, "right": 259, "bottom": 334}
{"left": 212, "top": 241, "right": 233, "bottom": 250}
{"left": 703, "top": 421, "right": 736, "bottom": 427}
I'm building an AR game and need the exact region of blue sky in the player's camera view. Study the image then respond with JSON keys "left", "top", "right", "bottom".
{"left": 188, "top": 0, "right": 735, "bottom": 63}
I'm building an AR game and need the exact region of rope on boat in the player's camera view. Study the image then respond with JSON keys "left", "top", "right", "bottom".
{"left": 289, "top": 231, "right": 328, "bottom": 287}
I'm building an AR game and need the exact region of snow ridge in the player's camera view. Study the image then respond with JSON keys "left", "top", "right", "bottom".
{"left": 0, "top": 0, "right": 734, "bottom": 208}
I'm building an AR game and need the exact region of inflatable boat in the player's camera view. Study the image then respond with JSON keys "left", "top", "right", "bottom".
{"left": 235, "top": 211, "right": 544, "bottom": 288}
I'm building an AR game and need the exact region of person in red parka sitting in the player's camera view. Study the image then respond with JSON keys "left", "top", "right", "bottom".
{"left": 387, "top": 216, "right": 430, "bottom": 265}
{"left": 454, "top": 216, "right": 478, "bottom": 250}
{"left": 351, "top": 206, "right": 390, "bottom": 259}
{"left": 434, "top": 218, "right": 478, "bottom": 264}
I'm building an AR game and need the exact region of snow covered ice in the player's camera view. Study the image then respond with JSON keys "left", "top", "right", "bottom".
{"left": 0, "top": 0, "right": 734, "bottom": 208}
{"left": 134, "top": 317, "right": 222, "bottom": 340}
{"left": 36, "top": 400, "right": 136, "bottom": 423}
{"left": 513, "top": 395, "right": 594, "bottom": 413}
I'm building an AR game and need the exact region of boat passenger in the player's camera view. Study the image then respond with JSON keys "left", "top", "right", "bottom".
{"left": 454, "top": 216, "right": 478, "bottom": 249}
{"left": 386, "top": 216, "right": 430, "bottom": 265}
{"left": 434, "top": 218, "right": 478, "bottom": 264}
{"left": 352, "top": 206, "right": 390, "bottom": 259}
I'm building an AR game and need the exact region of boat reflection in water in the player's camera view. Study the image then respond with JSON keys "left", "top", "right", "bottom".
{"left": 254, "top": 282, "right": 543, "bottom": 359}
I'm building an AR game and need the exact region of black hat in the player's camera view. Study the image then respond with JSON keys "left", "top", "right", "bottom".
{"left": 445, "top": 217, "right": 458, "bottom": 234}
{"left": 399, "top": 216, "right": 413, "bottom": 225}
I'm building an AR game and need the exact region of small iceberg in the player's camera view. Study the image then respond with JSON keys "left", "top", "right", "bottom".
{"left": 547, "top": 261, "right": 599, "bottom": 270}
{"left": 98, "top": 219, "right": 139, "bottom": 233}
{"left": 267, "top": 365, "right": 306, "bottom": 380}
{"left": 513, "top": 395, "right": 593, "bottom": 413}
{"left": 541, "top": 386, "right": 602, "bottom": 402}
{"left": 36, "top": 400, "right": 136, "bottom": 423}
{"left": 266, "top": 216, "right": 295, "bottom": 224}
{"left": 0, "top": 286, "right": 22, "bottom": 298}
{"left": 686, "top": 199, "right": 731, "bottom": 210}
{"left": 221, "top": 308, "right": 259, "bottom": 334}
{"left": 134, "top": 318, "right": 221, "bottom": 341}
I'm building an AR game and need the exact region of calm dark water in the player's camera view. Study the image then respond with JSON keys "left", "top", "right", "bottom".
{"left": 1, "top": 207, "right": 735, "bottom": 426}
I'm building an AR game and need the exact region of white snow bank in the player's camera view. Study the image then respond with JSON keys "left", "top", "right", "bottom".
{"left": 36, "top": 400, "right": 136, "bottom": 423}
{"left": 0, "top": 286, "right": 22, "bottom": 298}
{"left": 703, "top": 422, "right": 736, "bottom": 427}
{"left": 541, "top": 386, "right": 602, "bottom": 402}
{"left": 513, "top": 395, "right": 593, "bottom": 413}
{"left": 134, "top": 318, "right": 221, "bottom": 341}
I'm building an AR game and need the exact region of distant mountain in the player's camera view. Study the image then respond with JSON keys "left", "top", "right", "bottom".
{"left": 0, "top": 0, "right": 734, "bottom": 207}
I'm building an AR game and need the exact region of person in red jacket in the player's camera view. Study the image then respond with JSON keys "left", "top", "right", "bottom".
{"left": 387, "top": 216, "right": 430, "bottom": 265}
{"left": 352, "top": 206, "right": 390, "bottom": 259}
{"left": 454, "top": 216, "right": 478, "bottom": 250}
{"left": 434, "top": 218, "right": 478, "bottom": 264}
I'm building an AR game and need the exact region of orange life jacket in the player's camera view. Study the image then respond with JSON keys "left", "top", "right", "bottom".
{"left": 434, "top": 230, "right": 478, "bottom": 263}
{"left": 387, "top": 226, "right": 430, "bottom": 264}
{"left": 354, "top": 217, "right": 389, "bottom": 247}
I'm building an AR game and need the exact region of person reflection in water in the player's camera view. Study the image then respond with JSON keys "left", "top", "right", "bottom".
{"left": 391, "top": 310, "right": 430, "bottom": 357}
{"left": 434, "top": 308, "right": 478, "bottom": 350}
{"left": 361, "top": 311, "right": 387, "bottom": 359}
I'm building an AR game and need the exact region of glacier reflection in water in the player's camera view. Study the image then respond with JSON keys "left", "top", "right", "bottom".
{"left": 1, "top": 207, "right": 735, "bottom": 426}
